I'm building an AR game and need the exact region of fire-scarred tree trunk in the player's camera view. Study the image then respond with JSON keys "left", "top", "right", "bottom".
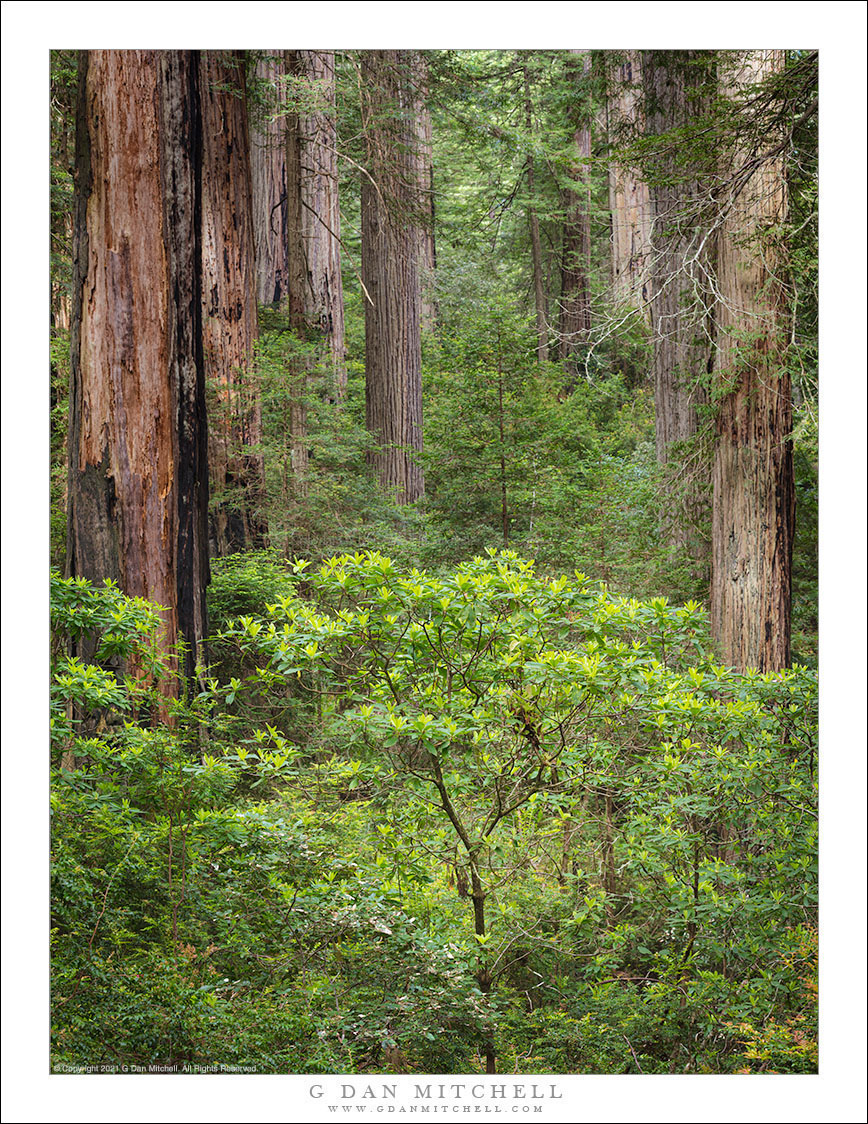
{"left": 285, "top": 50, "right": 346, "bottom": 492}
{"left": 559, "top": 50, "right": 592, "bottom": 376}
{"left": 607, "top": 51, "right": 651, "bottom": 318}
{"left": 200, "top": 50, "right": 266, "bottom": 557}
{"left": 643, "top": 50, "right": 715, "bottom": 568}
{"left": 250, "top": 51, "right": 289, "bottom": 307}
{"left": 361, "top": 50, "right": 425, "bottom": 503}
{"left": 711, "top": 51, "right": 794, "bottom": 671}
{"left": 68, "top": 50, "right": 209, "bottom": 687}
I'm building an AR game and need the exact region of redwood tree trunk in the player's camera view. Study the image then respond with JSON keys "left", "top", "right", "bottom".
{"left": 559, "top": 50, "right": 592, "bottom": 375}
{"left": 285, "top": 49, "right": 346, "bottom": 491}
{"left": 361, "top": 50, "right": 425, "bottom": 503}
{"left": 643, "top": 50, "right": 715, "bottom": 567}
{"left": 710, "top": 51, "right": 794, "bottom": 671}
{"left": 68, "top": 50, "right": 209, "bottom": 685}
{"left": 50, "top": 53, "right": 76, "bottom": 333}
{"left": 251, "top": 51, "right": 289, "bottom": 307}
{"left": 413, "top": 51, "right": 437, "bottom": 332}
{"left": 523, "top": 59, "right": 549, "bottom": 365}
{"left": 200, "top": 50, "right": 266, "bottom": 557}
{"left": 607, "top": 51, "right": 651, "bottom": 318}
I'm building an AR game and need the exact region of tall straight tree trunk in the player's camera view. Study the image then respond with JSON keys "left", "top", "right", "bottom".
{"left": 200, "top": 50, "right": 266, "bottom": 557}
{"left": 643, "top": 51, "right": 715, "bottom": 567}
{"left": 559, "top": 50, "right": 593, "bottom": 375}
{"left": 361, "top": 50, "right": 425, "bottom": 503}
{"left": 50, "top": 54, "right": 76, "bottom": 333}
{"left": 711, "top": 51, "right": 794, "bottom": 671}
{"left": 412, "top": 51, "right": 437, "bottom": 331}
{"left": 68, "top": 50, "right": 209, "bottom": 686}
{"left": 607, "top": 51, "right": 651, "bottom": 318}
{"left": 250, "top": 51, "right": 289, "bottom": 307}
{"left": 285, "top": 50, "right": 346, "bottom": 492}
{"left": 523, "top": 59, "right": 549, "bottom": 365}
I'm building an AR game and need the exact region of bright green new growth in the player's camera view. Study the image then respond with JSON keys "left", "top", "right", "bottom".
{"left": 51, "top": 553, "right": 816, "bottom": 1074}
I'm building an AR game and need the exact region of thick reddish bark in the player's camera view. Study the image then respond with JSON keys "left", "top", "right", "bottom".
{"left": 68, "top": 50, "right": 209, "bottom": 685}
{"left": 710, "top": 51, "right": 794, "bottom": 671}
{"left": 361, "top": 50, "right": 425, "bottom": 503}
{"left": 200, "top": 50, "right": 266, "bottom": 557}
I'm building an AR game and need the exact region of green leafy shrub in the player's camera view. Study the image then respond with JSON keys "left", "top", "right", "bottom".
{"left": 220, "top": 548, "right": 818, "bottom": 1072}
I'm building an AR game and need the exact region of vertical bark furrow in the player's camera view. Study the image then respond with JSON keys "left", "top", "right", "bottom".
{"left": 163, "top": 51, "right": 210, "bottom": 678}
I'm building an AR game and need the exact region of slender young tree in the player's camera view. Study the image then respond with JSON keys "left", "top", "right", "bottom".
{"left": 200, "top": 50, "right": 266, "bottom": 557}
{"left": 285, "top": 49, "right": 346, "bottom": 492}
{"left": 361, "top": 49, "right": 425, "bottom": 503}
{"left": 710, "top": 50, "right": 794, "bottom": 671}
{"left": 68, "top": 50, "right": 209, "bottom": 685}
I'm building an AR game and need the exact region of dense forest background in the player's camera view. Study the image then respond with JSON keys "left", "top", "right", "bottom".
{"left": 50, "top": 47, "right": 820, "bottom": 665}
{"left": 21, "top": 19, "right": 860, "bottom": 1095}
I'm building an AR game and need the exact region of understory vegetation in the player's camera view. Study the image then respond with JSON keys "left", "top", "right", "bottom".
{"left": 51, "top": 553, "right": 817, "bottom": 1074}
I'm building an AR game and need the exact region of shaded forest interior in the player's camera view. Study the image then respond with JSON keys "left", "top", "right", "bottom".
{"left": 50, "top": 49, "right": 818, "bottom": 1075}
